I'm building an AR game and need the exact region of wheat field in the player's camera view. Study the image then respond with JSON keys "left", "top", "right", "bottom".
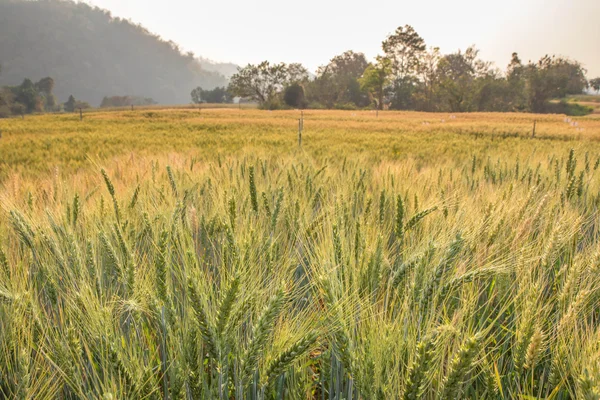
{"left": 1, "top": 109, "right": 600, "bottom": 399}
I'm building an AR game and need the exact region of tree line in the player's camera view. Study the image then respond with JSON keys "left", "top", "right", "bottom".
{"left": 0, "top": 72, "right": 92, "bottom": 118}
{"left": 220, "top": 25, "right": 597, "bottom": 114}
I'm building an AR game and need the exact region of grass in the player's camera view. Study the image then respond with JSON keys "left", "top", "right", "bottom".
{"left": 0, "top": 109, "right": 600, "bottom": 398}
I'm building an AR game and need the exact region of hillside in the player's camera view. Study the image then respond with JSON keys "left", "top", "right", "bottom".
{"left": 197, "top": 57, "right": 240, "bottom": 79}
{"left": 0, "top": 0, "right": 229, "bottom": 105}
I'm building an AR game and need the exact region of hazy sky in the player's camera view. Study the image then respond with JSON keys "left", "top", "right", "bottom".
{"left": 87, "top": 0, "right": 600, "bottom": 77}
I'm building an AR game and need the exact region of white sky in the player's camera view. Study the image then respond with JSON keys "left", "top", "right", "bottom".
{"left": 86, "top": 0, "right": 600, "bottom": 78}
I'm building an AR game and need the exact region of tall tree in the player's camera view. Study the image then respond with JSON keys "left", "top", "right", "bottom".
{"left": 64, "top": 95, "right": 76, "bottom": 112}
{"left": 414, "top": 47, "right": 441, "bottom": 111}
{"left": 359, "top": 57, "right": 392, "bottom": 110}
{"left": 506, "top": 52, "right": 527, "bottom": 110}
{"left": 382, "top": 25, "right": 426, "bottom": 109}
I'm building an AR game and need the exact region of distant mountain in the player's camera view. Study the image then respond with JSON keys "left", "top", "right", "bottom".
{"left": 0, "top": 0, "right": 228, "bottom": 105}
{"left": 197, "top": 58, "right": 240, "bottom": 79}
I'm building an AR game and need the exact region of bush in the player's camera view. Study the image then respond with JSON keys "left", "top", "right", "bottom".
{"left": 307, "top": 101, "right": 326, "bottom": 110}
{"left": 0, "top": 105, "right": 11, "bottom": 118}
{"left": 260, "top": 99, "right": 284, "bottom": 110}
{"left": 283, "top": 84, "right": 307, "bottom": 109}
{"left": 334, "top": 102, "right": 358, "bottom": 110}
{"left": 546, "top": 100, "right": 593, "bottom": 116}
{"left": 10, "top": 103, "right": 25, "bottom": 115}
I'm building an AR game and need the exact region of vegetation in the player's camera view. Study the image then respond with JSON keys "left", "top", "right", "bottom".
{"left": 590, "top": 78, "right": 600, "bottom": 94}
{"left": 101, "top": 96, "right": 158, "bottom": 108}
{"left": 0, "top": 0, "right": 229, "bottom": 105}
{"left": 63, "top": 95, "right": 91, "bottom": 113}
{"left": 190, "top": 87, "right": 232, "bottom": 104}
{"left": 228, "top": 62, "right": 308, "bottom": 109}
{"left": 0, "top": 0, "right": 592, "bottom": 113}
{"left": 227, "top": 26, "right": 590, "bottom": 115}
{"left": 0, "top": 77, "right": 57, "bottom": 117}
{"left": 1, "top": 109, "right": 600, "bottom": 398}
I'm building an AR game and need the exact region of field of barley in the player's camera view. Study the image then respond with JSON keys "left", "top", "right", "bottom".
{"left": 1, "top": 109, "right": 600, "bottom": 399}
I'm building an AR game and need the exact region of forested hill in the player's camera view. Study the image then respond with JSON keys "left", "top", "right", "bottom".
{"left": 0, "top": 0, "right": 229, "bottom": 105}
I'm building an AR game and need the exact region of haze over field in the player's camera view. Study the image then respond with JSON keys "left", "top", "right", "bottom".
{"left": 88, "top": 0, "right": 600, "bottom": 77}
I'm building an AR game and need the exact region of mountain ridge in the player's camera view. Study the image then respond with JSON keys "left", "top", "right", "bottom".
{"left": 0, "top": 0, "right": 235, "bottom": 105}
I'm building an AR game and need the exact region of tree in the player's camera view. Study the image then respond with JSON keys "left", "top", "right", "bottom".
{"left": 505, "top": 52, "right": 527, "bottom": 110}
{"left": 525, "top": 56, "right": 588, "bottom": 112}
{"left": 191, "top": 87, "right": 203, "bottom": 104}
{"left": 191, "top": 87, "right": 232, "bottom": 104}
{"left": 286, "top": 63, "right": 309, "bottom": 84}
{"left": 228, "top": 61, "right": 307, "bottom": 108}
{"left": 436, "top": 46, "right": 491, "bottom": 112}
{"left": 590, "top": 78, "right": 600, "bottom": 94}
{"left": 283, "top": 83, "right": 306, "bottom": 108}
{"left": 64, "top": 95, "right": 76, "bottom": 112}
{"left": 359, "top": 57, "right": 392, "bottom": 110}
{"left": 414, "top": 47, "right": 441, "bottom": 111}
{"left": 310, "top": 51, "right": 370, "bottom": 108}
{"left": 382, "top": 25, "right": 426, "bottom": 109}
{"left": 35, "top": 77, "right": 55, "bottom": 95}
{"left": 13, "top": 79, "right": 43, "bottom": 113}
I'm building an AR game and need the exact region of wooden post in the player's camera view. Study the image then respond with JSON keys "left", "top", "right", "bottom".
{"left": 298, "top": 118, "right": 302, "bottom": 148}
{"left": 532, "top": 120, "right": 536, "bottom": 137}
{"left": 131, "top": 104, "right": 134, "bottom": 111}
{"left": 79, "top": 108, "right": 83, "bottom": 121}
{"left": 376, "top": 108, "right": 379, "bottom": 118}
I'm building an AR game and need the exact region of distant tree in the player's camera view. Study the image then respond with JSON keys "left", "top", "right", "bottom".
{"left": 13, "top": 79, "right": 43, "bottom": 113}
{"left": 191, "top": 87, "right": 203, "bottom": 104}
{"left": 310, "top": 51, "right": 370, "bottom": 108}
{"left": 414, "top": 47, "right": 441, "bottom": 111}
{"left": 228, "top": 61, "right": 307, "bottom": 107}
{"left": 382, "top": 25, "right": 426, "bottom": 109}
{"left": 64, "top": 95, "right": 76, "bottom": 112}
{"left": 35, "top": 77, "right": 55, "bottom": 95}
{"left": 590, "top": 78, "right": 600, "bottom": 94}
{"left": 283, "top": 83, "right": 306, "bottom": 108}
{"left": 436, "top": 46, "right": 491, "bottom": 112}
{"left": 286, "top": 63, "right": 309, "bottom": 84}
{"left": 191, "top": 87, "right": 232, "bottom": 104}
{"left": 505, "top": 52, "right": 527, "bottom": 110}
{"left": 525, "top": 56, "right": 588, "bottom": 112}
{"left": 359, "top": 57, "right": 392, "bottom": 110}
{"left": 33, "top": 77, "right": 57, "bottom": 111}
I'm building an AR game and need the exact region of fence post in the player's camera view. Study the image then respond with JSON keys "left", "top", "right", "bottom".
{"left": 298, "top": 118, "right": 302, "bottom": 148}
{"left": 532, "top": 120, "right": 536, "bottom": 138}
{"left": 79, "top": 108, "right": 83, "bottom": 121}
